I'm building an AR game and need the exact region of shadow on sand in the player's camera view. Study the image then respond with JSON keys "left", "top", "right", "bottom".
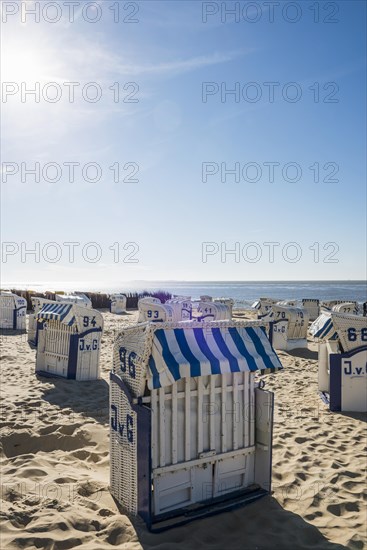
{"left": 130, "top": 495, "right": 350, "bottom": 550}
{"left": 286, "top": 348, "right": 318, "bottom": 360}
{"left": 38, "top": 376, "right": 109, "bottom": 425}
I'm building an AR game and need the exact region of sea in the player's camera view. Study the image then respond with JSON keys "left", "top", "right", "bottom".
{"left": 6, "top": 280, "right": 367, "bottom": 308}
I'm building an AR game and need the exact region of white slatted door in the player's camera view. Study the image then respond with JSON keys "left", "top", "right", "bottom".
{"left": 44, "top": 322, "right": 72, "bottom": 377}
{"left": 151, "top": 372, "right": 256, "bottom": 515}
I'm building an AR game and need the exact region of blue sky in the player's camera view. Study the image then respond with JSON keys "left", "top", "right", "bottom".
{"left": 1, "top": 0, "right": 366, "bottom": 287}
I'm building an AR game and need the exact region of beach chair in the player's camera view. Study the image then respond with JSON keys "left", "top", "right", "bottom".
{"left": 258, "top": 298, "right": 279, "bottom": 317}
{"left": 200, "top": 295, "right": 213, "bottom": 302}
{"left": 332, "top": 302, "right": 359, "bottom": 315}
{"left": 320, "top": 299, "right": 355, "bottom": 312}
{"left": 197, "top": 301, "right": 231, "bottom": 321}
{"left": 214, "top": 297, "right": 234, "bottom": 316}
{"left": 35, "top": 303, "right": 103, "bottom": 380}
{"left": 302, "top": 299, "right": 320, "bottom": 321}
{"left": 110, "top": 294, "right": 127, "bottom": 314}
{"left": 166, "top": 298, "right": 193, "bottom": 321}
{"left": 276, "top": 300, "right": 297, "bottom": 307}
{"left": 0, "top": 292, "right": 27, "bottom": 330}
{"left": 110, "top": 319, "right": 283, "bottom": 530}
{"left": 269, "top": 305, "right": 309, "bottom": 351}
{"left": 55, "top": 292, "right": 92, "bottom": 308}
{"left": 138, "top": 301, "right": 182, "bottom": 323}
{"left": 318, "top": 313, "right": 367, "bottom": 412}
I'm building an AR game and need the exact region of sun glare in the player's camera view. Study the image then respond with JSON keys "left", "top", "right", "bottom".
{"left": 2, "top": 48, "right": 49, "bottom": 83}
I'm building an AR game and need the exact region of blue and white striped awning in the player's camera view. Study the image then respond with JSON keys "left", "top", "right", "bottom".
{"left": 148, "top": 326, "right": 283, "bottom": 389}
{"left": 36, "top": 303, "right": 75, "bottom": 326}
{"left": 309, "top": 313, "right": 338, "bottom": 340}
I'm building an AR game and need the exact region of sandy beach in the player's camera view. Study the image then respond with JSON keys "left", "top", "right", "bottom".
{"left": 1, "top": 309, "right": 366, "bottom": 550}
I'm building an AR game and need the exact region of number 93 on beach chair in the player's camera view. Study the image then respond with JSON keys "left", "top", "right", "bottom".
{"left": 110, "top": 319, "right": 283, "bottom": 531}
{"left": 35, "top": 302, "right": 103, "bottom": 380}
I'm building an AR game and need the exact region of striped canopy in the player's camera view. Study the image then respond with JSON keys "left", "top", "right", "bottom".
{"left": 309, "top": 313, "right": 338, "bottom": 340}
{"left": 36, "top": 303, "right": 75, "bottom": 326}
{"left": 148, "top": 325, "right": 283, "bottom": 389}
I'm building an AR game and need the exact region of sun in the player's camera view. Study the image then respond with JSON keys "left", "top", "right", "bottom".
{"left": 1, "top": 46, "right": 50, "bottom": 83}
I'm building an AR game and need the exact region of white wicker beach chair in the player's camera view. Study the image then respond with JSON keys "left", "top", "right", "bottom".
{"left": 110, "top": 319, "right": 283, "bottom": 529}
{"left": 35, "top": 303, "right": 103, "bottom": 380}
{"left": 197, "top": 301, "right": 231, "bottom": 321}
{"left": 332, "top": 302, "right": 359, "bottom": 315}
{"left": 55, "top": 293, "right": 92, "bottom": 308}
{"left": 138, "top": 302, "right": 182, "bottom": 323}
{"left": 0, "top": 292, "right": 27, "bottom": 330}
{"left": 302, "top": 299, "right": 320, "bottom": 321}
{"left": 270, "top": 305, "right": 309, "bottom": 350}
{"left": 110, "top": 294, "right": 127, "bottom": 314}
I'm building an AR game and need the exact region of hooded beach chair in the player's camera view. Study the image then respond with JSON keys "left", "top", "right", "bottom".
{"left": 35, "top": 302, "right": 103, "bottom": 380}
{"left": 110, "top": 319, "right": 283, "bottom": 530}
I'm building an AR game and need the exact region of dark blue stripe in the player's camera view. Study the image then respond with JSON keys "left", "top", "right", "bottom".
{"left": 67, "top": 334, "right": 78, "bottom": 379}
{"left": 329, "top": 354, "right": 341, "bottom": 411}
{"left": 174, "top": 329, "right": 201, "bottom": 377}
{"left": 246, "top": 327, "right": 279, "bottom": 372}
{"left": 193, "top": 328, "right": 221, "bottom": 374}
{"left": 60, "top": 305, "right": 72, "bottom": 321}
{"left": 148, "top": 355, "right": 161, "bottom": 389}
{"left": 315, "top": 318, "right": 331, "bottom": 337}
{"left": 154, "top": 330, "right": 180, "bottom": 382}
{"left": 211, "top": 328, "right": 240, "bottom": 372}
{"left": 322, "top": 322, "right": 333, "bottom": 337}
{"left": 228, "top": 328, "right": 258, "bottom": 372}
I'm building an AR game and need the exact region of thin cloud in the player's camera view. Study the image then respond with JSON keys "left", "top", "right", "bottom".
{"left": 113, "top": 50, "right": 248, "bottom": 77}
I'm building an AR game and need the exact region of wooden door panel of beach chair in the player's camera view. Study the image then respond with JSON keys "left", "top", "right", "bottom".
{"left": 110, "top": 320, "right": 283, "bottom": 529}
{"left": 254, "top": 387, "right": 274, "bottom": 491}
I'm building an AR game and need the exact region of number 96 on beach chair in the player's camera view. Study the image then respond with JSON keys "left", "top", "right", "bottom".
{"left": 110, "top": 320, "right": 283, "bottom": 530}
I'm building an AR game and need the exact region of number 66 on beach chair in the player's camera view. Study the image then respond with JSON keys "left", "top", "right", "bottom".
{"left": 318, "top": 312, "right": 367, "bottom": 412}
{"left": 110, "top": 319, "right": 283, "bottom": 531}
